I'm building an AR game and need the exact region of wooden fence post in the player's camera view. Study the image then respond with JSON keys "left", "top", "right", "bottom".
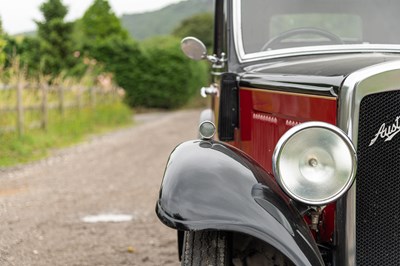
{"left": 77, "top": 86, "right": 82, "bottom": 111}
{"left": 114, "top": 86, "right": 119, "bottom": 102}
{"left": 58, "top": 85, "right": 64, "bottom": 116}
{"left": 41, "top": 83, "right": 48, "bottom": 131}
{"left": 90, "top": 86, "right": 96, "bottom": 108}
{"left": 16, "top": 79, "right": 24, "bottom": 136}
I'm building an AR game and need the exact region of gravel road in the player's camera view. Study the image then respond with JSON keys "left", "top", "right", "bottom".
{"left": 0, "top": 109, "right": 201, "bottom": 266}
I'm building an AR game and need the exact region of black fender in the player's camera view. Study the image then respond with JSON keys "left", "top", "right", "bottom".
{"left": 156, "top": 140, "right": 324, "bottom": 266}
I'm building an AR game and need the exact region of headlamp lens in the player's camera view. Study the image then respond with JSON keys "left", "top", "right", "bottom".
{"left": 273, "top": 122, "right": 357, "bottom": 205}
{"left": 199, "top": 121, "right": 216, "bottom": 140}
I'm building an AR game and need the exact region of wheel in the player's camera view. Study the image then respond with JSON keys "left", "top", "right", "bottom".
{"left": 181, "top": 231, "right": 230, "bottom": 266}
{"left": 231, "top": 233, "right": 294, "bottom": 266}
{"left": 180, "top": 231, "right": 294, "bottom": 266}
{"left": 261, "top": 27, "right": 344, "bottom": 51}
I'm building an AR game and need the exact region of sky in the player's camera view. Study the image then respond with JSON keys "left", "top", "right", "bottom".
{"left": 0, "top": 0, "right": 184, "bottom": 35}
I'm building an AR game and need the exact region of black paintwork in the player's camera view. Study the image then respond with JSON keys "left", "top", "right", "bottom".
{"left": 239, "top": 53, "right": 400, "bottom": 97}
{"left": 218, "top": 73, "right": 239, "bottom": 141}
{"left": 156, "top": 140, "right": 324, "bottom": 266}
{"left": 213, "top": 0, "right": 224, "bottom": 57}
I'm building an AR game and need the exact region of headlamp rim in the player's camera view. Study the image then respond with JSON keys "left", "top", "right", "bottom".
{"left": 198, "top": 120, "right": 216, "bottom": 140}
{"left": 272, "top": 121, "right": 357, "bottom": 205}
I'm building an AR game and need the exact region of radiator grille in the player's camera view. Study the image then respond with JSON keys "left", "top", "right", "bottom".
{"left": 356, "top": 90, "right": 400, "bottom": 265}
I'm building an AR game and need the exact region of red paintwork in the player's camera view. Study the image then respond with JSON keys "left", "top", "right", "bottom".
{"left": 238, "top": 87, "right": 337, "bottom": 173}
{"left": 319, "top": 203, "right": 336, "bottom": 243}
{"left": 235, "top": 87, "right": 338, "bottom": 243}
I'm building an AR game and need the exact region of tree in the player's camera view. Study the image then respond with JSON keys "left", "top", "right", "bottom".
{"left": 76, "top": 0, "right": 137, "bottom": 98}
{"left": 18, "top": 37, "right": 43, "bottom": 75}
{"left": 0, "top": 18, "right": 6, "bottom": 67}
{"left": 36, "top": 0, "right": 74, "bottom": 76}
{"left": 172, "top": 12, "right": 214, "bottom": 49}
{"left": 80, "top": 0, "right": 128, "bottom": 52}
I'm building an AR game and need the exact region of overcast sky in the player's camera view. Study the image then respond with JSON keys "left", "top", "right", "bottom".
{"left": 0, "top": 0, "right": 185, "bottom": 35}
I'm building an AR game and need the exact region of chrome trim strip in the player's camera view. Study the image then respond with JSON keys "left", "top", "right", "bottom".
{"left": 232, "top": 0, "right": 245, "bottom": 61}
{"left": 240, "top": 87, "right": 337, "bottom": 100}
{"left": 232, "top": 0, "right": 400, "bottom": 63}
{"left": 338, "top": 60, "right": 400, "bottom": 265}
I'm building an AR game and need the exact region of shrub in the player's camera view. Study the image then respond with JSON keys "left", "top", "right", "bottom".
{"left": 125, "top": 36, "right": 208, "bottom": 109}
{"left": 89, "top": 35, "right": 144, "bottom": 94}
{"left": 90, "top": 36, "right": 208, "bottom": 109}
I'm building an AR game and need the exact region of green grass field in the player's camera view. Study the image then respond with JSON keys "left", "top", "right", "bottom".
{"left": 0, "top": 102, "right": 133, "bottom": 167}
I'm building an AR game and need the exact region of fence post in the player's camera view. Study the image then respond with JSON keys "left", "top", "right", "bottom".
{"left": 111, "top": 86, "right": 116, "bottom": 103}
{"left": 58, "top": 85, "right": 64, "bottom": 116}
{"left": 77, "top": 86, "right": 82, "bottom": 111}
{"left": 90, "top": 86, "right": 96, "bottom": 108}
{"left": 16, "top": 79, "right": 24, "bottom": 136}
{"left": 41, "top": 83, "right": 48, "bottom": 131}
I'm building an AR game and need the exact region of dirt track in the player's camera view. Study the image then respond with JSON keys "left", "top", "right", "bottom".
{"left": 0, "top": 110, "right": 201, "bottom": 266}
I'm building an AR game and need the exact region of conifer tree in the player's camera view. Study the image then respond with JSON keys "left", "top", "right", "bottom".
{"left": 81, "top": 0, "right": 128, "bottom": 52}
{"left": 36, "top": 0, "right": 73, "bottom": 76}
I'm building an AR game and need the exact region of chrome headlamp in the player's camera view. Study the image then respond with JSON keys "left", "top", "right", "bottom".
{"left": 272, "top": 122, "right": 357, "bottom": 205}
{"left": 199, "top": 121, "right": 216, "bottom": 140}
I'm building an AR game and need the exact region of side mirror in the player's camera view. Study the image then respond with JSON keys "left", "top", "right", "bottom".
{"left": 181, "top": 37, "right": 207, "bottom": 61}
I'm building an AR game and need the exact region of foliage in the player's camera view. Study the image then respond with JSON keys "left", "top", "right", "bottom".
{"left": 36, "top": 0, "right": 74, "bottom": 76}
{"left": 81, "top": 0, "right": 128, "bottom": 42}
{"left": 89, "top": 35, "right": 143, "bottom": 99}
{"left": 71, "top": 19, "right": 85, "bottom": 52}
{"left": 73, "top": 0, "right": 131, "bottom": 80}
{"left": 0, "top": 18, "right": 6, "bottom": 66}
{"left": 121, "top": 0, "right": 213, "bottom": 40}
{"left": 91, "top": 35, "right": 209, "bottom": 109}
{"left": 1, "top": 0, "right": 211, "bottom": 111}
{"left": 0, "top": 102, "right": 132, "bottom": 167}
{"left": 79, "top": 0, "right": 128, "bottom": 57}
{"left": 16, "top": 37, "right": 42, "bottom": 76}
{"left": 3, "top": 35, "right": 19, "bottom": 68}
{"left": 124, "top": 36, "right": 208, "bottom": 109}
{"left": 173, "top": 12, "right": 214, "bottom": 49}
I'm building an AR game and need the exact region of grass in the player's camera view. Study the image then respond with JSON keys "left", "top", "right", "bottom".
{"left": 0, "top": 102, "right": 133, "bottom": 167}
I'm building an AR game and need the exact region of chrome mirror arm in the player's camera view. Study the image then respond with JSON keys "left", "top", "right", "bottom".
{"left": 203, "top": 52, "right": 227, "bottom": 69}
{"left": 201, "top": 83, "right": 219, "bottom": 98}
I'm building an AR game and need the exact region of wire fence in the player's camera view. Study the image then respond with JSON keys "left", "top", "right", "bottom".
{"left": 0, "top": 81, "right": 120, "bottom": 136}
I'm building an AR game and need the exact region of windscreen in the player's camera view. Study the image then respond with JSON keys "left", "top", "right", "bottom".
{"left": 239, "top": 0, "right": 400, "bottom": 54}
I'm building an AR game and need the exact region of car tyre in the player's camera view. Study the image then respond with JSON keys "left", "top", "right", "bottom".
{"left": 181, "top": 231, "right": 230, "bottom": 266}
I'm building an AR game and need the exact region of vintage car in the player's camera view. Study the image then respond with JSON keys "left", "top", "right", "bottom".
{"left": 156, "top": 0, "right": 400, "bottom": 265}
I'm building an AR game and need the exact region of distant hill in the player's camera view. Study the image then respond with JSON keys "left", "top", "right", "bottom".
{"left": 121, "top": 0, "right": 213, "bottom": 40}
{"left": 13, "top": 0, "right": 213, "bottom": 41}
{"left": 13, "top": 30, "right": 36, "bottom": 38}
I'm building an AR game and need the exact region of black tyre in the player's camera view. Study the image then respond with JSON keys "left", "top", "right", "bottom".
{"left": 231, "top": 234, "right": 294, "bottom": 266}
{"left": 181, "top": 231, "right": 230, "bottom": 266}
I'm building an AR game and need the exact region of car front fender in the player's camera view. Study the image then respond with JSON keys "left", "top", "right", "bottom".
{"left": 156, "top": 140, "right": 324, "bottom": 266}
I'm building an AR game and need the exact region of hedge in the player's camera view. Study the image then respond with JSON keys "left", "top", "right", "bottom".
{"left": 129, "top": 36, "right": 208, "bottom": 109}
